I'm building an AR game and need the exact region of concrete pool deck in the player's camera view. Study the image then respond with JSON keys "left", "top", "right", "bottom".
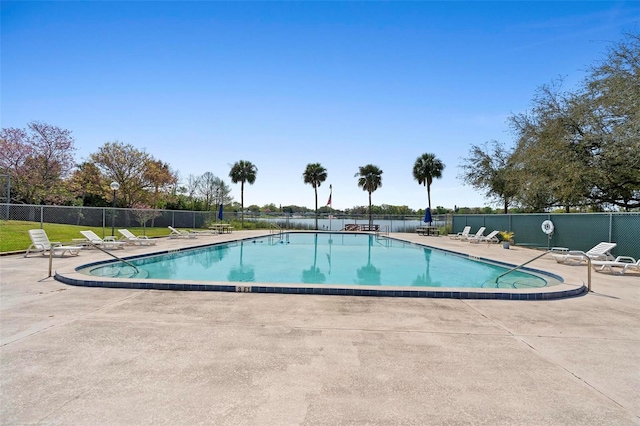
{"left": 1, "top": 231, "right": 639, "bottom": 424}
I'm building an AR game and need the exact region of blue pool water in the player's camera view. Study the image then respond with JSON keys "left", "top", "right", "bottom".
{"left": 81, "top": 233, "right": 559, "bottom": 289}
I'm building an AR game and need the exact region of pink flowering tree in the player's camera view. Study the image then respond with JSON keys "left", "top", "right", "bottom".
{"left": 130, "top": 203, "right": 162, "bottom": 235}
{"left": 0, "top": 122, "right": 76, "bottom": 204}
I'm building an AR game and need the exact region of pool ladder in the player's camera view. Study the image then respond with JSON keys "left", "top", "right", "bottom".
{"left": 375, "top": 225, "right": 390, "bottom": 238}
{"left": 269, "top": 222, "right": 284, "bottom": 243}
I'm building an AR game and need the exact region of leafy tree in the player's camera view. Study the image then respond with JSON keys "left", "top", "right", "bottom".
{"left": 28, "top": 121, "right": 76, "bottom": 178}
{"left": 355, "top": 164, "right": 383, "bottom": 226}
{"left": 183, "top": 174, "right": 202, "bottom": 210}
{"left": 302, "top": 163, "right": 328, "bottom": 230}
{"left": 229, "top": 201, "right": 242, "bottom": 212}
{"left": 198, "top": 172, "right": 222, "bottom": 211}
{"left": 215, "top": 180, "right": 233, "bottom": 209}
{"left": 457, "top": 206, "right": 497, "bottom": 214}
{"left": 346, "top": 205, "right": 368, "bottom": 215}
{"left": 68, "top": 162, "right": 108, "bottom": 206}
{"left": 88, "top": 142, "right": 178, "bottom": 209}
{"left": 0, "top": 127, "right": 31, "bottom": 203}
{"left": 433, "top": 206, "right": 449, "bottom": 215}
{"left": 90, "top": 141, "right": 152, "bottom": 207}
{"left": 581, "top": 31, "right": 640, "bottom": 210}
{"left": 281, "top": 204, "right": 310, "bottom": 214}
{"left": 172, "top": 173, "right": 232, "bottom": 213}
{"left": 412, "top": 153, "right": 445, "bottom": 212}
{"left": 144, "top": 160, "right": 177, "bottom": 210}
{"left": 0, "top": 122, "right": 76, "bottom": 204}
{"left": 504, "top": 32, "right": 640, "bottom": 211}
{"left": 378, "top": 204, "right": 414, "bottom": 215}
{"left": 509, "top": 81, "right": 592, "bottom": 212}
{"left": 229, "top": 160, "right": 257, "bottom": 227}
{"left": 130, "top": 203, "right": 162, "bottom": 234}
{"left": 459, "top": 141, "right": 517, "bottom": 213}
{"left": 261, "top": 203, "right": 278, "bottom": 213}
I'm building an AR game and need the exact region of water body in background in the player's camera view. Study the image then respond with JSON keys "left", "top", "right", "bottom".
{"left": 252, "top": 217, "right": 446, "bottom": 232}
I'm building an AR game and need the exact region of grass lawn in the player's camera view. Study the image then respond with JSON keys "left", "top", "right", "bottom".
{"left": 1, "top": 218, "right": 303, "bottom": 253}
{"left": 0, "top": 221, "right": 171, "bottom": 253}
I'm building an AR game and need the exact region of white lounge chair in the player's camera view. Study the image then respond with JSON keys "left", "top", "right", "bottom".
{"left": 79, "top": 230, "right": 126, "bottom": 250}
{"left": 449, "top": 226, "right": 471, "bottom": 240}
{"left": 118, "top": 229, "right": 157, "bottom": 245}
{"left": 25, "top": 229, "right": 83, "bottom": 258}
{"left": 469, "top": 229, "right": 500, "bottom": 244}
{"left": 188, "top": 229, "right": 218, "bottom": 236}
{"left": 552, "top": 242, "right": 617, "bottom": 265}
{"left": 462, "top": 226, "right": 485, "bottom": 241}
{"left": 591, "top": 256, "right": 640, "bottom": 275}
{"left": 168, "top": 226, "right": 197, "bottom": 239}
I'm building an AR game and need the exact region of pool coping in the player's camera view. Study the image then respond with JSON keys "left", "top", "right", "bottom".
{"left": 54, "top": 232, "right": 587, "bottom": 300}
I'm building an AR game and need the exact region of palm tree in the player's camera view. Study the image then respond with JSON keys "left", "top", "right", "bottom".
{"left": 228, "top": 160, "right": 257, "bottom": 228}
{"left": 302, "top": 163, "right": 328, "bottom": 230}
{"left": 355, "top": 164, "right": 383, "bottom": 226}
{"left": 412, "top": 153, "right": 445, "bottom": 211}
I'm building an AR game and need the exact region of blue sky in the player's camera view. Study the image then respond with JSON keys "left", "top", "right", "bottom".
{"left": 2, "top": 1, "right": 639, "bottom": 210}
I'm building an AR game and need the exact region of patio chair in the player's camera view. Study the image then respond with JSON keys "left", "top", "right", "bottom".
{"left": 118, "top": 229, "right": 157, "bottom": 246}
{"left": 79, "top": 230, "right": 126, "bottom": 250}
{"left": 25, "top": 229, "right": 83, "bottom": 258}
{"left": 552, "top": 242, "right": 617, "bottom": 265}
{"left": 168, "top": 226, "right": 197, "bottom": 239}
{"left": 449, "top": 226, "right": 471, "bottom": 240}
{"left": 462, "top": 226, "right": 485, "bottom": 241}
{"left": 591, "top": 256, "right": 640, "bottom": 275}
{"left": 469, "top": 229, "right": 500, "bottom": 244}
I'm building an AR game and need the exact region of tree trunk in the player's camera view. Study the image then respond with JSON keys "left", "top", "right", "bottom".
{"left": 314, "top": 185, "right": 318, "bottom": 230}
{"left": 240, "top": 181, "right": 244, "bottom": 228}
{"left": 368, "top": 191, "right": 372, "bottom": 226}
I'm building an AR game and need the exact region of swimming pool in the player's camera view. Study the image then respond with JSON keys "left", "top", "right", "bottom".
{"left": 76, "top": 233, "right": 563, "bottom": 291}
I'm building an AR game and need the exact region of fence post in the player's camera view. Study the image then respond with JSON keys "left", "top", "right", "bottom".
{"left": 5, "top": 174, "right": 10, "bottom": 219}
{"left": 609, "top": 213, "right": 613, "bottom": 243}
{"left": 48, "top": 248, "right": 54, "bottom": 278}
{"left": 40, "top": 206, "right": 44, "bottom": 228}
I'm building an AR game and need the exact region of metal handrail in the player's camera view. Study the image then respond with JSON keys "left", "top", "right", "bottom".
{"left": 49, "top": 241, "right": 139, "bottom": 277}
{"left": 86, "top": 242, "right": 140, "bottom": 274}
{"left": 495, "top": 249, "right": 592, "bottom": 292}
{"left": 269, "top": 222, "right": 282, "bottom": 235}
{"left": 375, "top": 225, "right": 390, "bottom": 238}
